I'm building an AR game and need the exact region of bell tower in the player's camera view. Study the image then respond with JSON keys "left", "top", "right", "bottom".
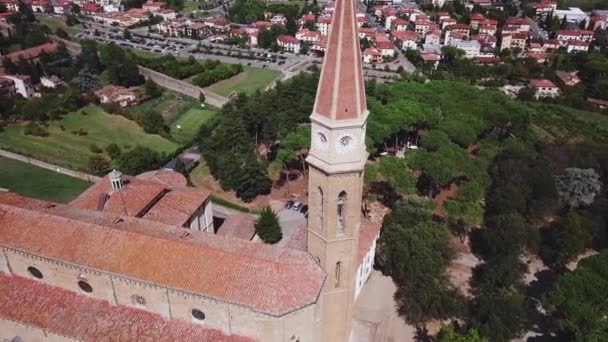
{"left": 306, "top": 0, "right": 368, "bottom": 340}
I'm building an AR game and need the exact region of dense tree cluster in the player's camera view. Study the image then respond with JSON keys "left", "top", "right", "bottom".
{"left": 228, "top": 0, "right": 320, "bottom": 24}
{"left": 375, "top": 199, "right": 465, "bottom": 324}
{"left": 191, "top": 63, "right": 243, "bottom": 87}
{"left": 98, "top": 43, "right": 144, "bottom": 87}
{"left": 198, "top": 73, "right": 318, "bottom": 201}
{"left": 545, "top": 251, "right": 608, "bottom": 341}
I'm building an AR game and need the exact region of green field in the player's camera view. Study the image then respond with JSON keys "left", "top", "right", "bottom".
{"left": 170, "top": 107, "right": 216, "bottom": 144}
{"left": 529, "top": 103, "right": 608, "bottom": 143}
{"left": 37, "top": 16, "right": 80, "bottom": 35}
{"left": 208, "top": 66, "right": 281, "bottom": 97}
{"left": 0, "top": 106, "right": 179, "bottom": 171}
{"left": 0, "top": 156, "right": 91, "bottom": 203}
{"left": 128, "top": 90, "right": 197, "bottom": 122}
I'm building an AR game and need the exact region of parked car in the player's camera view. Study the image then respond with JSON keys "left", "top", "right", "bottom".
{"left": 300, "top": 205, "right": 308, "bottom": 215}
{"left": 285, "top": 200, "right": 294, "bottom": 209}
{"left": 292, "top": 202, "right": 303, "bottom": 211}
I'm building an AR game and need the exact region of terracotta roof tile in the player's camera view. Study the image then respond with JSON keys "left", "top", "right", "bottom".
{"left": 5, "top": 42, "right": 57, "bottom": 63}
{"left": 357, "top": 220, "right": 380, "bottom": 264}
{"left": 70, "top": 176, "right": 166, "bottom": 217}
{"left": 216, "top": 212, "right": 257, "bottom": 240}
{"left": 313, "top": 0, "right": 366, "bottom": 121}
{"left": 0, "top": 191, "right": 55, "bottom": 210}
{"left": 0, "top": 274, "right": 253, "bottom": 341}
{"left": 0, "top": 203, "right": 325, "bottom": 316}
{"left": 142, "top": 187, "right": 209, "bottom": 226}
{"left": 136, "top": 169, "right": 188, "bottom": 187}
{"left": 530, "top": 79, "right": 557, "bottom": 88}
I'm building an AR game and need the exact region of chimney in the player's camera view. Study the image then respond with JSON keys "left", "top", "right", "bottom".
{"left": 109, "top": 169, "right": 123, "bottom": 191}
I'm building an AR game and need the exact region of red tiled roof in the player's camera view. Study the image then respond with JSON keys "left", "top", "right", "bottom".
{"left": 0, "top": 274, "right": 253, "bottom": 341}
{"left": 254, "top": 20, "right": 272, "bottom": 28}
{"left": 314, "top": 0, "right": 366, "bottom": 121}
{"left": 420, "top": 53, "right": 441, "bottom": 61}
{"left": 376, "top": 40, "right": 394, "bottom": 50}
{"left": 142, "top": 188, "right": 210, "bottom": 226}
{"left": 392, "top": 18, "right": 407, "bottom": 25}
{"left": 277, "top": 34, "right": 299, "bottom": 44}
{"left": 449, "top": 23, "right": 470, "bottom": 30}
{"left": 82, "top": 2, "right": 101, "bottom": 11}
{"left": 391, "top": 30, "right": 417, "bottom": 41}
{"left": 0, "top": 203, "right": 325, "bottom": 316}
{"left": 0, "top": 191, "right": 55, "bottom": 210}
{"left": 357, "top": 220, "right": 380, "bottom": 264}
{"left": 470, "top": 13, "right": 486, "bottom": 20}
{"left": 363, "top": 48, "right": 381, "bottom": 56}
{"left": 530, "top": 79, "right": 557, "bottom": 88}
{"left": 217, "top": 212, "right": 257, "bottom": 240}
{"left": 5, "top": 42, "right": 57, "bottom": 63}
{"left": 70, "top": 175, "right": 166, "bottom": 217}
{"left": 136, "top": 169, "right": 188, "bottom": 187}
{"left": 557, "top": 29, "right": 594, "bottom": 36}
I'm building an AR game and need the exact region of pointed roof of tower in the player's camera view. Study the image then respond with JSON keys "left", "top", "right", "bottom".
{"left": 313, "top": 0, "right": 366, "bottom": 121}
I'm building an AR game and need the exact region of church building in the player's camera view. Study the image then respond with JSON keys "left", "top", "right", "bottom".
{"left": 0, "top": 0, "right": 379, "bottom": 340}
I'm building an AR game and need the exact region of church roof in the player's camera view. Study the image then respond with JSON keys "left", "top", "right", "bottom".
{"left": 0, "top": 273, "right": 253, "bottom": 341}
{"left": 0, "top": 202, "right": 325, "bottom": 316}
{"left": 69, "top": 172, "right": 211, "bottom": 227}
{"left": 313, "top": 0, "right": 367, "bottom": 121}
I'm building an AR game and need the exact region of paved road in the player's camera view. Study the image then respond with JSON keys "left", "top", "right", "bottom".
{"left": 274, "top": 207, "right": 307, "bottom": 248}
{"left": 351, "top": 271, "right": 417, "bottom": 342}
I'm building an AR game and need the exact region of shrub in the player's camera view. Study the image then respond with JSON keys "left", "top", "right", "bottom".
{"left": 89, "top": 144, "right": 102, "bottom": 153}
{"left": 255, "top": 207, "right": 282, "bottom": 244}
{"left": 105, "top": 143, "right": 122, "bottom": 160}
{"left": 24, "top": 122, "right": 49, "bottom": 137}
{"left": 88, "top": 155, "right": 111, "bottom": 176}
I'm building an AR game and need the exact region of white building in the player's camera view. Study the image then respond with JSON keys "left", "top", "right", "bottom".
{"left": 448, "top": 40, "right": 481, "bottom": 59}
{"left": 530, "top": 79, "right": 560, "bottom": 99}
{"left": 354, "top": 222, "right": 381, "bottom": 300}
{"left": 2, "top": 75, "right": 34, "bottom": 98}
{"left": 554, "top": 7, "right": 589, "bottom": 24}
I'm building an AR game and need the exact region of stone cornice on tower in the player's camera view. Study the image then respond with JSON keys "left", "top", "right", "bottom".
{"left": 312, "top": 0, "right": 367, "bottom": 122}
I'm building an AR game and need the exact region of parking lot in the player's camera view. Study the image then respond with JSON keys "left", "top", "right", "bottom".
{"left": 75, "top": 30, "right": 190, "bottom": 56}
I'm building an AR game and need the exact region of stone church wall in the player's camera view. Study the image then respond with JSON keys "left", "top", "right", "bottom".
{"left": 0, "top": 247, "right": 319, "bottom": 341}
{"left": 0, "top": 318, "right": 77, "bottom": 342}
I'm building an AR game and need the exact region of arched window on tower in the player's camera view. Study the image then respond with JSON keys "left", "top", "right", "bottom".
{"left": 317, "top": 187, "right": 324, "bottom": 232}
{"left": 337, "top": 191, "right": 347, "bottom": 237}
{"left": 335, "top": 262, "right": 342, "bottom": 288}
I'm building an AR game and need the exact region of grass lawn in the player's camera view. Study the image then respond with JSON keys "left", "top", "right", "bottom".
{"left": 207, "top": 66, "right": 281, "bottom": 97}
{"left": 170, "top": 107, "right": 216, "bottom": 144}
{"left": 0, "top": 156, "right": 91, "bottom": 203}
{"left": 128, "top": 90, "right": 197, "bottom": 122}
{"left": 0, "top": 106, "right": 179, "bottom": 171}
{"left": 37, "top": 16, "right": 80, "bottom": 36}
{"left": 529, "top": 103, "right": 608, "bottom": 143}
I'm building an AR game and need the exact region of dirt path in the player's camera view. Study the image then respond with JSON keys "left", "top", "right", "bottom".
{"left": 432, "top": 183, "right": 459, "bottom": 217}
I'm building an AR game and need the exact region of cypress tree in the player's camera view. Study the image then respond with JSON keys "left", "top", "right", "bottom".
{"left": 255, "top": 207, "right": 282, "bottom": 244}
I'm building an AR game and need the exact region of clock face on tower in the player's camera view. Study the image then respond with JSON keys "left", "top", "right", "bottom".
{"left": 336, "top": 134, "right": 357, "bottom": 154}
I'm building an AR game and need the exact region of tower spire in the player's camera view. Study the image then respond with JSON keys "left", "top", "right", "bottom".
{"left": 313, "top": 0, "right": 367, "bottom": 121}
{"left": 306, "top": 1, "right": 368, "bottom": 341}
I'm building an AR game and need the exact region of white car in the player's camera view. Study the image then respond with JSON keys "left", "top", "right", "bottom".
{"left": 292, "top": 202, "right": 303, "bottom": 211}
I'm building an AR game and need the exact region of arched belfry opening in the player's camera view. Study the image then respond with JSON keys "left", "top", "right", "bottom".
{"left": 337, "top": 191, "right": 347, "bottom": 237}
{"left": 335, "top": 261, "right": 342, "bottom": 288}
{"left": 317, "top": 187, "right": 324, "bottom": 232}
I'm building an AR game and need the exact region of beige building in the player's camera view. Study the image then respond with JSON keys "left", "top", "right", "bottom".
{"left": 0, "top": 0, "right": 378, "bottom": 340}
